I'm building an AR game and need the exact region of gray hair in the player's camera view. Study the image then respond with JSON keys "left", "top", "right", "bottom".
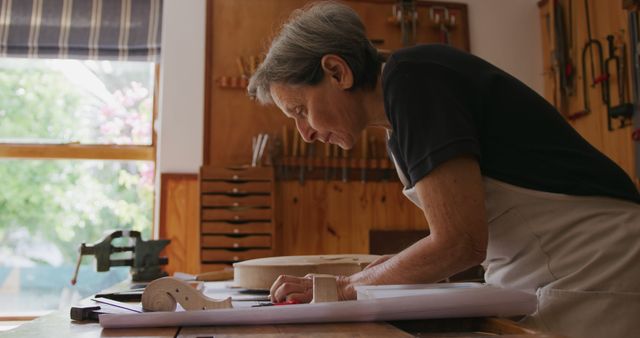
{"left": 247, "top": 1, "right": 382, "bottom": 104}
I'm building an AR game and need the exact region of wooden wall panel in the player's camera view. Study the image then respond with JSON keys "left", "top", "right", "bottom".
{"left": 539, "top": 0, "right": 638, "bottom": 183}
{"left": 277, "top": 181, "right": 427, "bottom": 255}
{"left": 206, "top": 0, "right": 299, "bottom": 166}
{"left": 205, "top": 0, "right": 469, "bottom": 166}
{"left": 159, "top": 174, "right": 200, "bottom": 275}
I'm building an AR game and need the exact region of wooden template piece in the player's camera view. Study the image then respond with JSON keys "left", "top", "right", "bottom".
{"left": 141, "top": 277, "right": 232, "bottom": 312}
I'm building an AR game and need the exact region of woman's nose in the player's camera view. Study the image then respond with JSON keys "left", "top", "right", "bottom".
{"left": 295, "top": 120, "right": 316, "bottom": 143}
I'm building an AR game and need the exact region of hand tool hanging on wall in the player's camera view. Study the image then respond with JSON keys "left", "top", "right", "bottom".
{"left": 324, "top": 143, "right": 331, "bottom": 181}
{"left": 267, "top": 133, "right": 279, "bottom": 171}
{"left": 584, "top": 0, "right": 608, "bottom": 92}
{"left": 553, "top": 0, "right": 574, "bottom": 103}
{"left": 341, "top": 148, "right": 350, "bottom": 182}
{"left": 361, "top": 130, "right": 368, "bottom": 183}
{"left": 332, "top": 144, "right": 340, "bottom": 180}
{"left": 626, "top": 7, "right": 640, "bottom": 179}
{"left": 429, "top": 6, "right": 456, "bottom": 45}
{"left": 570, "top": 0, "right": 606, "bottom": 120}
{"left": 369, "top": 136, "right": 378, "bottom": 181}
{"left": 389, "top": 0, "right": 418, "bottom": 47}
{"left": 292, "top": 130, "right": 300, "bottom": 182}
{"left": 624, "top": 0, "right": 640, "bottom": 10}
{"left": 568, "top": 0, "right": 577, "bottom": 93}
{"left": 259, "top": 134, "right": 269, "bottom": 164}
{"left": 236, "top": 58, "right": 248, "bottom": 78}
{"left": 545, "top": 11, "right": 560, "bottom": 108}
{"left": 384, "top": 142, "right": 394, "bottom": 182}
{"left": 604, "top": 34, "right": 634, "bottom": 130}
{"left": 251, "top": 133, "right": 269, "bottom": 167}
{"left": 629, "top": 10, "right": 640, "bottom": 105}
{"left": 248, "top": 56, "right": 259, "bottom": 75}
{"left": 299, "top": 136, "right": 307, "bottom": 185}
{"left": 307, "top": 142, "right": 315, "bottom": 173}
{"left": 281, "top": 126, "right": 289, "bottom": 180}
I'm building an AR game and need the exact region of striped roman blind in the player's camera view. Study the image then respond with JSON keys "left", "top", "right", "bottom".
{"left": 0, "top": 0, "right": 162, "bottom": 61}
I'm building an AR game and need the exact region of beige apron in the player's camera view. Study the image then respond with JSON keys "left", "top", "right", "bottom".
{"left": 389, "top": 150, "right": 640, "bottom": 338}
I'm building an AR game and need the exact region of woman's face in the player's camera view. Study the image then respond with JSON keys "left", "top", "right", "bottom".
{"left": 270, "top": 61, "right": 366, "bottom": 150}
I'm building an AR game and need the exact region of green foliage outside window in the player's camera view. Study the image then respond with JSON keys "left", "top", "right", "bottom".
{"left": 0, "top": 59, "right": 155, "bottom": 311}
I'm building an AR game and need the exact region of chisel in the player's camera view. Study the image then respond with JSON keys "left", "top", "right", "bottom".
{"left": 341, "top": 148, "right": 349, "bottom": 182}
{"left": 292, "top": 129, "right": 300, "bottom": 182}
{"left": 299, "top": 136, "right": 306, "bottom": 185}
{"left": 282, "top": 126, "right": 289, "bottom": 180}
{"left": 369, "top": 136, "right": 377, "bottom": 181}
{"left": 361, "top": 130, "right": 368, "bottom": 183}
{"left": 331, "top": 144, "right": 339, "bottom": 180}
{"left": 324, "top": 143, "right": 331, "bottom": 181}
{"left": 307, "top": 142, "right": 315, "bottom": 173}
{"left": 236, "top": 57, "right": 247, "bottom": 77}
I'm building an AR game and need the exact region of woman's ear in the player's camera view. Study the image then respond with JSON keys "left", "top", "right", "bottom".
{"left": 320, "top": 54, "right": 354, "bottom": 90}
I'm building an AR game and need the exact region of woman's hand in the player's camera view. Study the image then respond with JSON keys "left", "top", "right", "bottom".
{"left": 269, "top": 274, "right": 313, "bottom": 303}
{"left": 269, "top": 274, "right": 356, "bottom": 303}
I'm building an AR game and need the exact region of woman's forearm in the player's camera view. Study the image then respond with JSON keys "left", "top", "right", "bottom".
{"left": 338, "top": 234, "right": 485, "bottom": 300}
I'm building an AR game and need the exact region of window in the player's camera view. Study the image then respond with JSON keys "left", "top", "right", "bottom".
{"left": 0, "top": 58, "right": 157, "bottom": 313}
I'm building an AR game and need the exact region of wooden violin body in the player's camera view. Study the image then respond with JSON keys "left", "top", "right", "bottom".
{"left": 232, "top": 254, "right": 380, "bottom": 290}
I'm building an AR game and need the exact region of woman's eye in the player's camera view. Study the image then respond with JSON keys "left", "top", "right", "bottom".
{"left": 295, "top": 108, "right": 306, "bottom": 117}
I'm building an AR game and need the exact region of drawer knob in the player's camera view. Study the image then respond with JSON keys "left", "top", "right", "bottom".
{"left": 232, "top": 175, "right": 239, "bottom": 180}
{"left": 233, "top": 256, "right": 239, "bottom": 261}
{"left": 233, "top": 228, "right": 240, "bottom": 233}
{"left": 233, "top": 243, "right": 239, "bottom": 248}
{"left": 234, "top": 215, "right": 240, "bottom": 220}
{"left": 232, "top": 202, "right": 239, "bottom": 207}
{"left": 232, "top": 188, "right": 239, "bottom": 193}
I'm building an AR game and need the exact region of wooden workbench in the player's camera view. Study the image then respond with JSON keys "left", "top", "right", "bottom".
{"left": 0, "top": 279, "right": 562, "bottom": 337}
{"left": 2, "top": 309, "right": 564, "bottom": 337}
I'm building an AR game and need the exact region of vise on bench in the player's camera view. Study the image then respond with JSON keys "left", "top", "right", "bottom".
{"left": 70, "top": 230, "right": 170, "bottom": 284}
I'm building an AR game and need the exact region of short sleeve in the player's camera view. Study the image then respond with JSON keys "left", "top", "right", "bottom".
{"left": 383, "top": 60, "right": 481, "bottom": 187}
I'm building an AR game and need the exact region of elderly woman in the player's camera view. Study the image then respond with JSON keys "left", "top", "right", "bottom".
{"left": 247, "top": 2, "right": 640, "bottom": 337}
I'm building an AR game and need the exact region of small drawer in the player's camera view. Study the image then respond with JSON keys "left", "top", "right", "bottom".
{"left": 201, "top": 194, "right": 271, "bottom": 207}
{"left": 200, "top": 167, "right": 273, "bottom": 181}
{"left": 201, "top": 248, "right": 273, "bottom": 262}
{"left": 201, "top": 208, "right": 272, "bottom": 222}
{"left": 201, "top": 181, "right": 271, "bottom": 194}
{"left": 201, "top": 235, "right": 271, "bottom": 249}
{"left": 201, "top": 263, "right": 232, "bottom": 271}
{"left": 201, "top": 222, "right": 272, "bottom": 234}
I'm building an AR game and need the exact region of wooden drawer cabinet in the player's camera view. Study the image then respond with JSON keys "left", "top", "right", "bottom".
{"left": 199, "top": 166, "right": 275, "bottom": 270}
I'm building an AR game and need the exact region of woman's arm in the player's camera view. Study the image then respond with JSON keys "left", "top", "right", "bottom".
{"left": 271, "top": 156, "right": 488, "bottom": 302}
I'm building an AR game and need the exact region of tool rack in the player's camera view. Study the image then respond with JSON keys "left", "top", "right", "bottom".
{"left": 275, "top": 127, "right": 396, "bottom": 183}
{"left": 276, "top": 155, "right": 395, "bottom": 182}
{"left": 538, "top": 0, "right": 640, "bottom": 184}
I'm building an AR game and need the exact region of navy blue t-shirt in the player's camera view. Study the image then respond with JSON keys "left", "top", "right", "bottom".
{"left": 383, "top": 44, "right": 640, "bottom": 204}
